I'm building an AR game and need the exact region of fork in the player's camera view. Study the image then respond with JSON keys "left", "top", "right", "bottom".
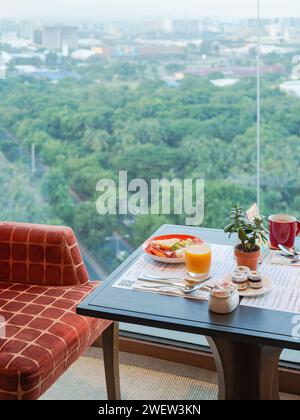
{"left": 138, "top": 274, "right": 211, "bottom": 285}
{"left": 140, "top": 282, "right": 212, "bottom": 295}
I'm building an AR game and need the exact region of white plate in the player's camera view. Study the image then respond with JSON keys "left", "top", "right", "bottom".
{"left": 225, "top": 275, "right": 272, "bottom": 297}
{"left": 142, "top": 234, "right": 202, "bottom": 264}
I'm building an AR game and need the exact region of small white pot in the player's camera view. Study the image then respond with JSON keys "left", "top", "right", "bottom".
{"left": 209, "top": 285, "right": 240, "bottom": 314}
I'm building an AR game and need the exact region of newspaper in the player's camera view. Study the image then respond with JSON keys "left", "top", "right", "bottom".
{"left": 113, "top": 242, "right": 300, "bottom": 313}
{"left": 113, "top": 244, "right": 236, "bottom": 300}
{"left": 246, "top": 203, "right": 261, "bottom": 222}
{"left": 241, "top": 250, "right": 300, "bottom": 314}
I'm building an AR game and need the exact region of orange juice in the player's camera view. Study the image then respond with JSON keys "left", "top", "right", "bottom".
{"left": 185, "top": 243, "right": 212, "bottom": 277}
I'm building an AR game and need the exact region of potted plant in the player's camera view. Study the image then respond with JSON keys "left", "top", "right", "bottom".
{"left": 224, "top": 205, "right": 269, "bottom": 270}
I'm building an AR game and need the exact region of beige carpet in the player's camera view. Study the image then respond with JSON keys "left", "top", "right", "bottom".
{"left": 42, "top": 347, "right": 300, "bottom": 400}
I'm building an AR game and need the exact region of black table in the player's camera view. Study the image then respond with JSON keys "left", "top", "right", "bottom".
{"left": 77, "top": 224, "right": 300, "bottom": 400}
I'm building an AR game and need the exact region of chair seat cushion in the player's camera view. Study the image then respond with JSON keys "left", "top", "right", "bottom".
{"left": 0, "top": 281, "right": 109, "bottom": 400}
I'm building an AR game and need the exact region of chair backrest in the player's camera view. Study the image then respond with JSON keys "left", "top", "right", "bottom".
{"left": 0, "top": 222, "right": 89, "bottom": 286}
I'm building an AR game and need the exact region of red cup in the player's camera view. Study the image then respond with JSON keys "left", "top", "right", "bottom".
{"left": 269, "top": 214, "right": 300, "bottom": 249}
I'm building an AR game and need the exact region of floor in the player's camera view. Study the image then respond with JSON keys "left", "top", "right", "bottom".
{"left": 41, "top": 347, "right": 300, "bottom": 400}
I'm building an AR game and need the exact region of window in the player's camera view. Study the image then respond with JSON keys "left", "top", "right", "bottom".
{"left": 260, "top": 0, "right": 300, "bottom": 364}
{"left": 0, "top": 1, "right": 299, "bottom": 363}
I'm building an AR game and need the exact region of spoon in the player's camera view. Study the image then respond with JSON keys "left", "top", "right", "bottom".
{"left": 278, "top": 244, "right": 300, "bottom": 258}
{"left": 277, "top": 254, "right": 300, "bottom": 264}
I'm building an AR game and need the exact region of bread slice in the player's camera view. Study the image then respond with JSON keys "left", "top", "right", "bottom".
{"left": 151, "top": 238, "right": 181, "bottom": 250}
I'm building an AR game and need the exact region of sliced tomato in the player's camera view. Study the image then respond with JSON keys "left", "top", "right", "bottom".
{"left": 147, "top": 244, "right": 166, "bottom": 258}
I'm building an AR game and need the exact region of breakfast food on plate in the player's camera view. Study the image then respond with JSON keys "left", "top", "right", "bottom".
{"left": 146, "top": 237, "right": 199, "bottom": 259}
{"left": 231, "top": 272, "right": 248, "bottom": 291}
{"left": 151, "top": 238, "right": 183, "bottom": 250}
{"left": 247, "top": 271, "right": 263, "bottom": 289}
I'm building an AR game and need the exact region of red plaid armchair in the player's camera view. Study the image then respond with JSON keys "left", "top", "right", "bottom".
{"left": 0, "top": 222, "right": 120, "bottom": 400}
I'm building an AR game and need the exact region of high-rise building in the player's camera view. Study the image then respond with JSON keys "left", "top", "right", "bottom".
{"left": 61, "top": 26, "right": 78, "bottom": 50}
{"left": 18, "top": 21, "right": 33, "bottom": 39}
{"left": 171, "top": 20, "right": 200, "bottom": 37}
{"left": 42, "top": 26, "right": 78, "bottom": 51}
{"left": 62, "top": 40, "right": 69, "bottom": 57}
{"left": 33, "top": 29, "right": 43, "bottom": 47}
{"left": 0, "top": 19, "right": 17, "bottom": 36}
{"left": 43, "top": 27, "right": 62, "bottom": 50}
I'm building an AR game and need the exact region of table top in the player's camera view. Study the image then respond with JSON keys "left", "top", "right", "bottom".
{"left": 77, "top": 225, "right": 300, "bottom": 350}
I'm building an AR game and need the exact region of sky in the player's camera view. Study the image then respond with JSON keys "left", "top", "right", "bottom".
{"left": 0, "top": 0, "right": 300, "bottom": 20}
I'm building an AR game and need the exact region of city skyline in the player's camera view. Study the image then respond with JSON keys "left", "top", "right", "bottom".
{"left": 0, "top": 0, "right": 300, "bottom": 20}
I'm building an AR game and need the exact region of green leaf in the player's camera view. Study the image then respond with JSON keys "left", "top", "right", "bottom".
{"left": 238, "top": 228, "right": 248, "bottom": 242}
{"left": 224, "top": 223, "right": 235, "bottom": 233}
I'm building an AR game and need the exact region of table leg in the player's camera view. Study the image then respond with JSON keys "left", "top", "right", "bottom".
{"left": 102, "top": 321, "right": 121, "bottom": 400}
{"left": 207, "top": 337, "right": 283, "bottom": 400}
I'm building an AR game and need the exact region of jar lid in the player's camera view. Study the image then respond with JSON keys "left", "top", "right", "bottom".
{"left": 232, "top": 272, "right": 248, "bottom": 283}
{"left": 248, "top": 271, "right": 262, "bottom": 281}
{"left": 211, "top": 283, "right": 235, "bottom": 299}
{"left": 235, "top": 266, "right": 250, "bottom": 275}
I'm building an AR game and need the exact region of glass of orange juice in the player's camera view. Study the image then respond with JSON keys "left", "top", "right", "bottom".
{"left": 185, "top": 242, "right": 212, "bottom": 278}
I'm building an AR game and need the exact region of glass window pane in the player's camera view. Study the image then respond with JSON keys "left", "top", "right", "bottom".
{"left": 0, "top": 0, "right": 258, "bottom": 276}
{"left": 0, "top": 1, "right": 257, "bottom": 343}
{"left": 260, "top": 0, "right": 300, "bottom": 364}
{"left": 2, "top": 1, "right": 300, "bottom": 369}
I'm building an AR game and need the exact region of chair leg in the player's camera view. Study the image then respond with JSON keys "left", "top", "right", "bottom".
{"left": 102, "top": 321, "right": 121, "bottom": 400}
